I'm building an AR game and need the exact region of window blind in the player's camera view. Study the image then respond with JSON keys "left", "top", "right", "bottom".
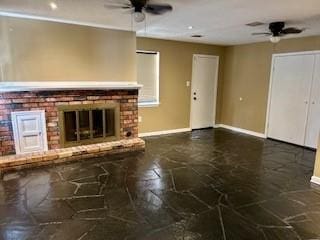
{"left": 137, "top": 51, "right": 159, "bottom": 104}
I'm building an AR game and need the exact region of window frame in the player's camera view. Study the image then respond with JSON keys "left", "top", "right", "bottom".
{"left": 136, "top": 50, "right": 160, "bottom": 107}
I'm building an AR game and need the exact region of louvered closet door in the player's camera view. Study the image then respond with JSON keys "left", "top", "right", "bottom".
{"left": 268, "top": 54, "right": 315, "bottom": 146}
{"left": 305, "top": 54, "right": 320, "bottom": 148}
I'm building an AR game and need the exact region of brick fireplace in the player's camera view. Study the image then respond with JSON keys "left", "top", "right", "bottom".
{"left": 0, "top": 89, "right": 140, "bottom": 156}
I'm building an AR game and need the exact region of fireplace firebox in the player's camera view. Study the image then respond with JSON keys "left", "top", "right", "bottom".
{"left": 58, "top": 103, "right": 120, "bottom": 147}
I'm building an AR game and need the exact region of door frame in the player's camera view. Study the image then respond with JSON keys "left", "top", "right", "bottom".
{"left": 11, "top": 110, "right": 48, "bottom": 154}
{"left": 265, "top": 50, "right": 320, "bottom": 138}
{"left": 190, "top": 54, "right": 220, "bottom": 130}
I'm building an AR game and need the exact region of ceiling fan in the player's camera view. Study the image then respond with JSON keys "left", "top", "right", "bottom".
{"left": 105, "top": 0, "right": 173, "bottom": 23}
{"left": 252, "top": 21, "right": 305, "bottom": 43}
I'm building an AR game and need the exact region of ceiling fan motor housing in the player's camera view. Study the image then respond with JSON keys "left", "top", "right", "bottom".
{"left": 269, "top": 22, "right": 285, "bottom": 36}
{"left": 131, "top": 0, "right": 146, "bottom": 12}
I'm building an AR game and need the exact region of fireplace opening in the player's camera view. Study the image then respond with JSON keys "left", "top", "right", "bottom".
{"left": 58, "top": 103, "right": 120, "bottom": 147}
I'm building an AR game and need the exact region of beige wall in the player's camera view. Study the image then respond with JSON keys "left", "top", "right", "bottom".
{"left": 137, "top": 37, "right": 225, "bottom": 133}
{"left": 137, "top": 36, "right": 320, "bottom": 134}
{"left": 221, "top": 36, "right": 320, "bottom": 133}
{"left": 0, "top": 16, "right": 136, "bottom": 82}
{"left": 3, "top": 16, "right": 320, "bottom": 137}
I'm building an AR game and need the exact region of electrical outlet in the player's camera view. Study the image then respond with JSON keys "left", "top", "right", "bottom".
{"left": 138, "top": 116, "right": 142, "bottom": 123}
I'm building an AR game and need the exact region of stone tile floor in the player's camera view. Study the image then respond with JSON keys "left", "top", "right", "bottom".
{"left": 0, "top": 129, "right": 319, "bottom": 240}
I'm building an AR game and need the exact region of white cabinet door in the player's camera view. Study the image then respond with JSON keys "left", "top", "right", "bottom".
{"left": 268, "top": 54, "right": 315, "bottom": 145}
{"left": 12, "top": 111, "right": 48, "bottom": 154}
{"left": 191, "top": 55, "right": 219, "bottom": 129}
{"left": 305, "top": 54, "right": 320, "bottom": 148}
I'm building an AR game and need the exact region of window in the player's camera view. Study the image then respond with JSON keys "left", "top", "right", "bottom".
{"left": 137, "top": 51, "right": 160, "bottom": 106}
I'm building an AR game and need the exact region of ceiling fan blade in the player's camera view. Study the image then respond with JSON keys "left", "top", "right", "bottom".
{"left": 104, "top": 2, "right": 132, "bottom": 9}
{"left": 144, "top": 3, "right": 173, "bottom": 14}
{"left": 281, "top": 27, "right": 304, "bottom": 34}
{"left": 251, "top": 32, "right": 271, "bottom": 36}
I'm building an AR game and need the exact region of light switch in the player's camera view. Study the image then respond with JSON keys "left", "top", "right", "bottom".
{"left": 138, "top": 116, "right": 142, "bottom": 123}
{"left": 186, "top": 81, "right": 190, "bottom": 87}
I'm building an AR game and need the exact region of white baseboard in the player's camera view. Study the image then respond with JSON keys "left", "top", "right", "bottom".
{"left": 215, "top": 124, "right": 266, "bottom": 139}
{"left": 139, "top": 128, "right": 191, "bottom": 137}
{"left": 139, "top": 125, "right": 266, "bottom": 139}
{"left": 311, "top": 176, "right": 320, "bottom": 186}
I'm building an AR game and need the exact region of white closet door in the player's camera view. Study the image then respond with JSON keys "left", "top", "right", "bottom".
{"left": 305, "top": 54, "right": 320, "bottom": 148}
{"left": 268, "top": 54, "right": 315, "bottom": 145}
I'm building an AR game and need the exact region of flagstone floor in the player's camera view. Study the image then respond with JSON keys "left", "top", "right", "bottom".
{"left": 0, "top": 129, "right": 318, "bottom": 240}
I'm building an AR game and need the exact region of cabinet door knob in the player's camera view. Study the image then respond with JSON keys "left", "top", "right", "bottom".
{"left": 193, "top": 97, "right": 197, "bottom": 100}
{"left": 304, "top": 101, "right": 308, "bottom": 104}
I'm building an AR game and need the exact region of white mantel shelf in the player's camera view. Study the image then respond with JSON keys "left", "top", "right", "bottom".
{"left": 0, "top": 81, "right": 143, "bottom": 92}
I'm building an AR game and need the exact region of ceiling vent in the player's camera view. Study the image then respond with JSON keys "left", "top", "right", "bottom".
{"left": 246, "top": 22, "right": 264, "bottom": 27}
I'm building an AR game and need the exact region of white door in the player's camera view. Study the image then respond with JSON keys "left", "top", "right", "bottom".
{"left": 12, "top": 110, "right": 48, "bottom": 154}
{"left": 267, "top": 54, "right": 315, "bottom": 145}
{"left": 305, "top": 54, "right": 320, "bottom": 148}
{"left": 191, "top": 55, "right": 219, "bottom": 130}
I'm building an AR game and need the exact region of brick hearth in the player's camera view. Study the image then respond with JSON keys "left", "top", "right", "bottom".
{"left": 0, "top": 138, "right": 145, "bottom": 174}
{"left": 0, "top": 90, "right": 139, "bottom": 156}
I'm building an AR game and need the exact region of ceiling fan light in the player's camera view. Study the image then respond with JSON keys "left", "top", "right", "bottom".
{"left": 133, "top": 11, "right": 145, "bottom": 22}
{"left": 270, "top": 36, "right": 281, "bottom": 43}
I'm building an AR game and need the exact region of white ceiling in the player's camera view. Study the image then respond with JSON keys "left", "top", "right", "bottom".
{"left": 1, "top": 0, "right": 320, "bottom": 45}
